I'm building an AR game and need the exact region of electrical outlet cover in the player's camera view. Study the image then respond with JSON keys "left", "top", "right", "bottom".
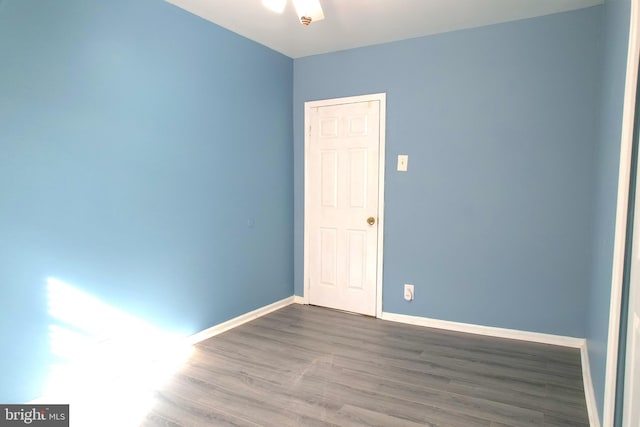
{"left": 397, "top": 154, "right": 408, "bottom": 172}
{"left": 403, "top": 284, "right": 414, "bottom": 301}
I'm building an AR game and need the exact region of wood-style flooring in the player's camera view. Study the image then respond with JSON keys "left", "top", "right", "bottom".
{"left": 141, "top": 304, "right": 589, "bottom": 426}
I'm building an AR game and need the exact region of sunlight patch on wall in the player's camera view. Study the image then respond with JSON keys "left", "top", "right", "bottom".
{"left": 39, "top": 278, "right": 194, "bottom": 426}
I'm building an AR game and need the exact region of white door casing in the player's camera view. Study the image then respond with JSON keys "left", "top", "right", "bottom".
{"left": 303, "top": 93, "right": 386, "bottom": 317}
{"left": 624, "top": 125, "right": 640, "bottom": 427}
{"left": 623, "top": 309, "right": 640, "bottom": 426}
{"left": 606, "top": 0, "right": 640, "bottom": 424}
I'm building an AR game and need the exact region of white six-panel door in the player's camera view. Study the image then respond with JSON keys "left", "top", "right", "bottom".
{"left": 304, "top": 94, "right": 385, "bottom": 316}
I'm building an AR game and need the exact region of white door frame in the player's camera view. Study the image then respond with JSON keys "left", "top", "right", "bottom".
{"left": 604, "top": 0, "right": 640, "bottom": 424}
{"left": 303, "top": 93, "right": 386, "bottom": 318}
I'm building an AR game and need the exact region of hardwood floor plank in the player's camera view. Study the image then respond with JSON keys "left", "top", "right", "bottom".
{"left": 334, "top": 404, "right": 431, "bottom": 427}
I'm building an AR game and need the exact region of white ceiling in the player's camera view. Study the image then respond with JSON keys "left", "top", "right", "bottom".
{"left": 165, "top": 0, "right": 603, "bottom": 59}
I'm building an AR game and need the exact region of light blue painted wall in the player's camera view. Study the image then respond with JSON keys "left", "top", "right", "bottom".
{"left": 294, "top": 7, "right": 602, "bottom": 337}
{"left": 0, "top": 0, "right": 293, "bottom": 402}
{"left": 588, "top": 0, "right": 631, "bottom": 422}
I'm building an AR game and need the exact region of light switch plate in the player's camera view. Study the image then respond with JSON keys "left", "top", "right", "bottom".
{"left": 397, "top": 154, "right": 408, "bottom": 172}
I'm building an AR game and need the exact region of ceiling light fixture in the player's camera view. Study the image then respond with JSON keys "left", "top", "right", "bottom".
{"left": 263, "top": 0, "right": 324, "bottom": 26}
{"left": 292, "top": 0, "right": 324, "bottom": 26}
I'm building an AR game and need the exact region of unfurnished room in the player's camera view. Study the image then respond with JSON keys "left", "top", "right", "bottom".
{"left": 1, "top": 0, "right": 640, "bottom": 426}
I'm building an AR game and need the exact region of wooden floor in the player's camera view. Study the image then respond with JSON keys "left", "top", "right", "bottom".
{"left": 141, "top": 304, "right": 589, "bottom": 426}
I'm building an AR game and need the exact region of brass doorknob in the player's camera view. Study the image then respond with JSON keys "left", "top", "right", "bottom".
{"left": 367, "top": 216, "right": 376, "bottom": 226}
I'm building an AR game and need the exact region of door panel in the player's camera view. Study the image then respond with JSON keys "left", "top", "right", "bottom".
{"left": 320, "top": 152, "right": 338, "bottom": 207}
{"left": 346, "top": 230, "right": 366, "bottom": 290}
{"left": 319, "top": 227, "right": 337, "bottom": 287}
{"left": 348, "top": 149, "right": 368, "bottom": 208}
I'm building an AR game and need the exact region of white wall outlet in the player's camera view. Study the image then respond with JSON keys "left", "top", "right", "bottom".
{"left": 397, "top": 154, "right": 408, "bottom": 172}
{"left": 404, "top": 284, "right": 414, "bottom": 301}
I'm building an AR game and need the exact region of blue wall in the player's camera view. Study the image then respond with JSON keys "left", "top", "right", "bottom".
{"left": 588, "top": 0, "right": 631, "bottom": 423}
{"left": 294, "top": 7, "right": 602, "bottom": 337}
{"left": 0, "top": 0, "right": 293, "bottom": 402}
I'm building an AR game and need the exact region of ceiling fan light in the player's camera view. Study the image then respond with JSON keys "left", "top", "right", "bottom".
{"left": 262, "top": 0, "right": 286, "bottom": 14}
{"left": 292, "top": 0, "right": 324, "bottom": 22}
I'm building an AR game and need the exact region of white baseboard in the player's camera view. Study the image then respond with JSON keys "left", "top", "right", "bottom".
{"left": 380, "top": 311, "right": 585, "bottom": 348}
{"left": 293, "top": 295, "right": 305, "bottom": 304}
{"left": 580, "top": 342, "right": 601, "bottom": 427}
{"left": 189, "top": 296, "right": 295, "bottom": 344}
